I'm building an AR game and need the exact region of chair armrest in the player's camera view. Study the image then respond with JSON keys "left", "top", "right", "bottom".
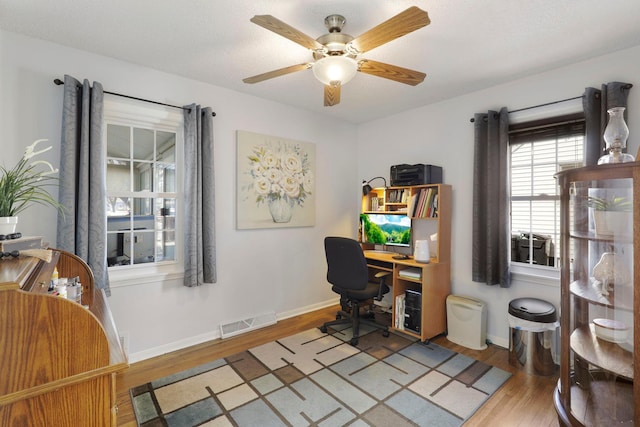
{"left": 374, "top": 271, "right": 391, "bottom": 301}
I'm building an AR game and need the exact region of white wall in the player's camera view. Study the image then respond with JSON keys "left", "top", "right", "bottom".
{"left": 0, "top": 31, "right": 359, "bottom": 361}
{"left": 358, "top": 45, "right": 640, "bottom": 346}
{"left": 4, "top": 29, "right": 640, "bottom": 358}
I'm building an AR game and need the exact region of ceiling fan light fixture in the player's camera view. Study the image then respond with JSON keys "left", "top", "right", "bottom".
{"left": 312, "top": 56, "right": 358, "bottom": 86}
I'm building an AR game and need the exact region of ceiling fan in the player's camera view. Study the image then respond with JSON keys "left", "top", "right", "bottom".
{"left": 243, "top": 6, "right": 430, "bottom": 107}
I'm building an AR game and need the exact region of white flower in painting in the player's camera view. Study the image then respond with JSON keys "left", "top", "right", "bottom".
{"left": 252, "top": 161, "right": 266, "bottom": 177}
{"left": 265, "top": 168, "right": 283, "bottom": 185}
{"left": 282, "top": 152, "right": 302, "bottom": 175}
{"left": 246, "top": 141, "right": 313, "bottom": 206}
{"left": 302, "top": 171, "right": 314, "bottom": 193}
{"left": 283, "top": 175, "right": 300, "bottom": 198}
{"left": 254, "top": 176, "right": 271, "bottom": 196}
{"left": 270, "top": 182, "right": 283, "bottom": 196}
{"left": 262, "top": 151, "right": 278, "bottom": 169}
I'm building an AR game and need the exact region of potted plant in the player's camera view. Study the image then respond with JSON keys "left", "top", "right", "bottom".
{"left": 586, "top": 195, "right": 632, "bottom": 237}
{"left": 0, "top": 139, "right": 62, "bottom": 235}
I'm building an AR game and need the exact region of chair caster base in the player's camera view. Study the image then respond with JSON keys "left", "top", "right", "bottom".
{"left": 349, "top": 338, "right": 358, "bottom": 346}
{"left": 319, "top": 326, "right": 328, "bottom": 333}
{"left": 382, "top": 330, "right": 390, "bottom": 337}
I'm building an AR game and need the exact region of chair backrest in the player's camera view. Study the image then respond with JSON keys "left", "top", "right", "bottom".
{"left": 324, "top": 237, "right": 369, "bottom": 290}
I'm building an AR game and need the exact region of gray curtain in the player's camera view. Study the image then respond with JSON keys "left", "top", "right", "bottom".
{"left": 183, "top": 104, "right": 216, "bottom": 286}
{"left": 56, "top": 75, "right": 109, "bottom": 295}
{"left": 472, "top": 107, "right": 511, "bottom": 287}
{"left": 583, "top": 82, "right": 632, "bottom": 165}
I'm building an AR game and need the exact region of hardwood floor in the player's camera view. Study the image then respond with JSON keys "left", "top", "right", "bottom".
{"left": 116, "top": 305, "right": 559, "bottom": 426}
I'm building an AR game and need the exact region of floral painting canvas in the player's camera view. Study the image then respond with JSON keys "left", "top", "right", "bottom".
{"left": 236, "top": 130, "right": 315, "bottom": 229}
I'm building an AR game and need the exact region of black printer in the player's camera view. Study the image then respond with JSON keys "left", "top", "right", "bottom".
{"left": 390, "top": 164, "right": 443, "bottom": 186}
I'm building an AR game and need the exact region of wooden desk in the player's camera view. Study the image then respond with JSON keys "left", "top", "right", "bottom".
{"left": 0, "top": 250, "right": 128, "bottom": 426}
{"left": 364, "top": 250, "right": 450, "bottom": 342}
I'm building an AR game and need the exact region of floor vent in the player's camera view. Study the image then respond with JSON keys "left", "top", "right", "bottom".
{"left": 220, "top": 312, "right": 277, "bottom": 339}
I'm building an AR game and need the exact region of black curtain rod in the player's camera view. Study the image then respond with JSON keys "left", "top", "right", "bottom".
{"left": 53, "top": 78, "right": 216, "bottom": 117}
{"left": 469, "top": 95, "right": 583, "bottom": 123}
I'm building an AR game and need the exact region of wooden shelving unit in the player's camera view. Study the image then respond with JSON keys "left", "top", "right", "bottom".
{"left": 554, "top": 163, "right": 638, "bottom": 426}
{"left": 362, "top": 184, "right": 452, "bottom": 342}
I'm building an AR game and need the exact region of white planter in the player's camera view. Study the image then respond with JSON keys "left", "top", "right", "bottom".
{"left": 593, "top": 210, "right": 632, "bottom": 237}
{"left": 0, "top": 216, "right": 18, "bottom": 235}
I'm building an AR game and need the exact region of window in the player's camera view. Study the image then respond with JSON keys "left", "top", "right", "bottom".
{"left": 104, "top": 97, "right": 183, "bottom": 270}
{"left": 509, "top": 113, "right": 584, "bottom": 271}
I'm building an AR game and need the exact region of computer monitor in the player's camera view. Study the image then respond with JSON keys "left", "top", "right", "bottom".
{"left": 360, "top": 213, "right": 411, "bottom": 247}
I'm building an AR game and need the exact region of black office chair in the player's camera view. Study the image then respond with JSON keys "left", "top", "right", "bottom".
{"left": 319, "top": 236, "right": 391, "bottom": 346}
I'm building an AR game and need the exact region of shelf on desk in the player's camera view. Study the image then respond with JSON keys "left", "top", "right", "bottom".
{"left": 398, "top": 267, "right": 421, "bottom": 280}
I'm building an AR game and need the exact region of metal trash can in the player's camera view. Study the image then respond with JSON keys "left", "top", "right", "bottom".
{"left": 508, "top": 297, "right": 558, "bottom": 376}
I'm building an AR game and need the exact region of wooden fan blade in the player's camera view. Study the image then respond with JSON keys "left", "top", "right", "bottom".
{"left": 358, "top": 59, "right": 426, "bottom": 86}
{"left": 243, "top": 63, "right": 310, "bottom": 84}
{"left": 349, "top": 6, "right": 430, "bottom": 53}
{"left": 324, "top": 82, "right": 341, "bottom": 106}
{"left": 250, "top": 15, "right": 324, "bottom": 51}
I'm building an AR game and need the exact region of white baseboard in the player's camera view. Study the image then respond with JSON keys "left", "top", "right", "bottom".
{"left": 276, "top": 298, "right": 339, "bottom": 322}
{"left": 127, "top": 297, "right": 340, "bottom": 363}
{"left": 127, "top": 299, "right": 518, "bottom": 362}
{"left": 128, "top": 329, "right": 221, "bottom": 363}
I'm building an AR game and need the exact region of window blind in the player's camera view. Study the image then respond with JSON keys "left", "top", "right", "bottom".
{"left": 509, "top": 113, "right": 585, "bottom": 266}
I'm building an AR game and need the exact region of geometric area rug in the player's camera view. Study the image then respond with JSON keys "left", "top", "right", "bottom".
{"left": 130, "top": 324, "right": 511, "bottom": 427}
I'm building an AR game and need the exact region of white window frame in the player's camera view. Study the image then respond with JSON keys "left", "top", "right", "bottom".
{"left": 508, "top": 100, "right": 584, "bottom": 285}
{"left": 104, "top": 95, "right": 184, "bottom": 286}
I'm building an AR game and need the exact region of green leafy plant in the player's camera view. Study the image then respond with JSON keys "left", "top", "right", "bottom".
{"left": 586, "top": 195, "right": 632, "bottom": 211}
{"left": 0, "top": 139, "right": 63, "bottom": 217}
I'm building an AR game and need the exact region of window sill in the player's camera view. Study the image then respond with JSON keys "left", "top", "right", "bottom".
{"left": 510, "top": 263, "right": 560, "bottom": 287}
{"left": 108, "top": 262, "right": 184, "bottom": 288}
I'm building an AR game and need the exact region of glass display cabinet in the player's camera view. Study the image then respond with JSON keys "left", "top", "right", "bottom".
{"left": 554, "top": 163, "right": 638, "bottom": 426}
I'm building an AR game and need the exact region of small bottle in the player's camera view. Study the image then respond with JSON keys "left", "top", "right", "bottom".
{"left": 67, "top": 280, "right": 77, "bottom": 302}
{"left": 51, "top": 267, "right": 59, "bottom": 286}
{"left": 74, "top": 277, "right": 82, "bottom": 303}
{"left": 55, "top": 278, "right": 67, "bottom": 298}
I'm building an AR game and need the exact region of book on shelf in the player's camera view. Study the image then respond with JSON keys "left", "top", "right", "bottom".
{"left": 411, "top": 187, "right": 439, "bottom": 218}
{"left": 427, "top": 189, "right": 441, "bottom": 217}
{"left": 398, "top": 267, "right": 421, "bottom": 279}
{"left": 409, "top": 193, "right": 418, "bottom": 216}
{"left": 388, "top": 189, "right": 409, "bottom": 204}
{"left": 414, "top": 188, "right": 427, "bottom": 217}
{"left": 394, "top": 294, "right": 405, "bottom": 329}
{"left": 431, "top": 194, "right": 439, "bottom": 217}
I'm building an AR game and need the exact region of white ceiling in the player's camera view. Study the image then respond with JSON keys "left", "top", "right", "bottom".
{"left": 2, "top": 0, "right": 640, "bottom": 123}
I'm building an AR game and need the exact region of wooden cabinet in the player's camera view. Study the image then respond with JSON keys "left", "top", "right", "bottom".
{"left": 362, "top": 184, "right": 452, "bottom": 342}
{"left": 554, "top": 164, "right": 638, "bottom": 426}
{"left": 0, "top": 249, "right": 128, "bottom": 426}
{"left": 365, "top": 252, "right": 450, "bottom": 341}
